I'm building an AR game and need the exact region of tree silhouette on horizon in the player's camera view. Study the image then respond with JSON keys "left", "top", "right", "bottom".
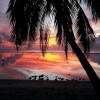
{"left": 6, "top": 0, "right": 100, "bottom": 97}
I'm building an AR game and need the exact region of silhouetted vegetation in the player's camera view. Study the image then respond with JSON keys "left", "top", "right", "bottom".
{"left": 6, "top": 0, "right": 100, "bottom": 97}
{"left": 26, "top": 74, "right": 86, "bottom": 82}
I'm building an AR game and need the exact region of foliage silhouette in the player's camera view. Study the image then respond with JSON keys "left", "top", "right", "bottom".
{"left": 7, "top": 0, "right": 100, "bottom": 97}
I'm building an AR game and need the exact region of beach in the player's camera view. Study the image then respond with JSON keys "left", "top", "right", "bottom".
{"left": 0, "top": 80, "right": 99, "bottom": 100}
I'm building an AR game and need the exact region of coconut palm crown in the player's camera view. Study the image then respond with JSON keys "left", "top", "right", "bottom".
{"left": 6, "top": 0, "right": 100, "bottom": 54}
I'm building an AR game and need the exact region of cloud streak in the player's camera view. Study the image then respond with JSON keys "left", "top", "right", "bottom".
{"left": 0, "top": 54, "right": 23, "bottom": 66}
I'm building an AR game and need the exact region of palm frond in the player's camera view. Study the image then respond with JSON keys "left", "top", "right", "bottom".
{"left": 53, "top": 0, "right": 74, "bottom": 58}
{"left": 69, "top": 0, "right": 77, "bottom": 19}
{"left": 79, "top": 0, "right": 100, "bottom": 21}
{"left": 39, "top": 0, "right": 54, "bottom": 54}
{"left": 7, "top": 0, "right": 96, "bottom": 55}
{"left": 75, "top": 0, "right": 95, "bottom": 53}
{"left": 7, "top": 0, "right": 45, "bottom": 49}
{"left": 40, "top": 27, "right": 49, "bottom": 56}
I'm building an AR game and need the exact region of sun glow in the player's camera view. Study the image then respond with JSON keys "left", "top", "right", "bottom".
{"left": 48, "top": 38, "right": 57, "bottom": 46}
{"left": 41, "top": 53, "right": 61, "bottom": 61}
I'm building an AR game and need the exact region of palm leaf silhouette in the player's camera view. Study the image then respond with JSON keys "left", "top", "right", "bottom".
{"left": 74, "top": 0, "right": 95, "bottom": 53}
{"left": 7, "top": 0, "right": 100, "bottom": 98}
{"left": 7, "top": 0, "right": 46, "bottom": 49}
{"left": 80, "top": 0, "right": 100, "bottom": 21}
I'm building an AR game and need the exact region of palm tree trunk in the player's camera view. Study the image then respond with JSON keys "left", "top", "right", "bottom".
{"left": 69, "top": 39, "right": 100, "bottom": 93}
{"left": 63, "top": 24, "right": 100, "bottom": 98}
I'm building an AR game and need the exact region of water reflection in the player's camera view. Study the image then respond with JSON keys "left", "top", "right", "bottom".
{"left": 0, "top": 52, "right": 100, "bottom": 80}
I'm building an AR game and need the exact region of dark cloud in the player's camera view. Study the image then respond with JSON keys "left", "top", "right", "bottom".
{"left": 89, "top": 36, "right": 100, "bottom": 64}
{"left": 0, "top": 32, "right": 15, "bottom": 52}
{"left": 0, "top": 32, "right": 9, "bottom": 43}
{"left": 90, "top": 54, "right": 100, "bottom": 64}
{"left": 1, "top": 32, "right": 10, "bottom": 41}
{"left": 0, "top": 54, "right": 23, "bottom": 66}
{"left": 91, "top": 35, "right": 100, "bottom": 52}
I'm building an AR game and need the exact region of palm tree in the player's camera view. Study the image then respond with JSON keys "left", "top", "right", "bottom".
{"left": 6, "top": 0, "right": 100, "bottom": 97}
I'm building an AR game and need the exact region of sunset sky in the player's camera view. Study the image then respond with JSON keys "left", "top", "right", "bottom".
{"left": 0, "top": 0, "right": 100, "bottom": 80}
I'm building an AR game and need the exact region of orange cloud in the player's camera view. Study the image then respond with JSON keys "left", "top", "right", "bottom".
{"left": 6, "top": 53, "right": 82, "bottom": 76}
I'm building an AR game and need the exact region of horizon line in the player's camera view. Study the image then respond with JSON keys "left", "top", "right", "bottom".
{"left": 0, "top": 50, "right": 100, "bottom": 54}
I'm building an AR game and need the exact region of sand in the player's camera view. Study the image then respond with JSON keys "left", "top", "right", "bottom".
{"left": 0, "top": 80, "right": 99, "bottom": 100}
